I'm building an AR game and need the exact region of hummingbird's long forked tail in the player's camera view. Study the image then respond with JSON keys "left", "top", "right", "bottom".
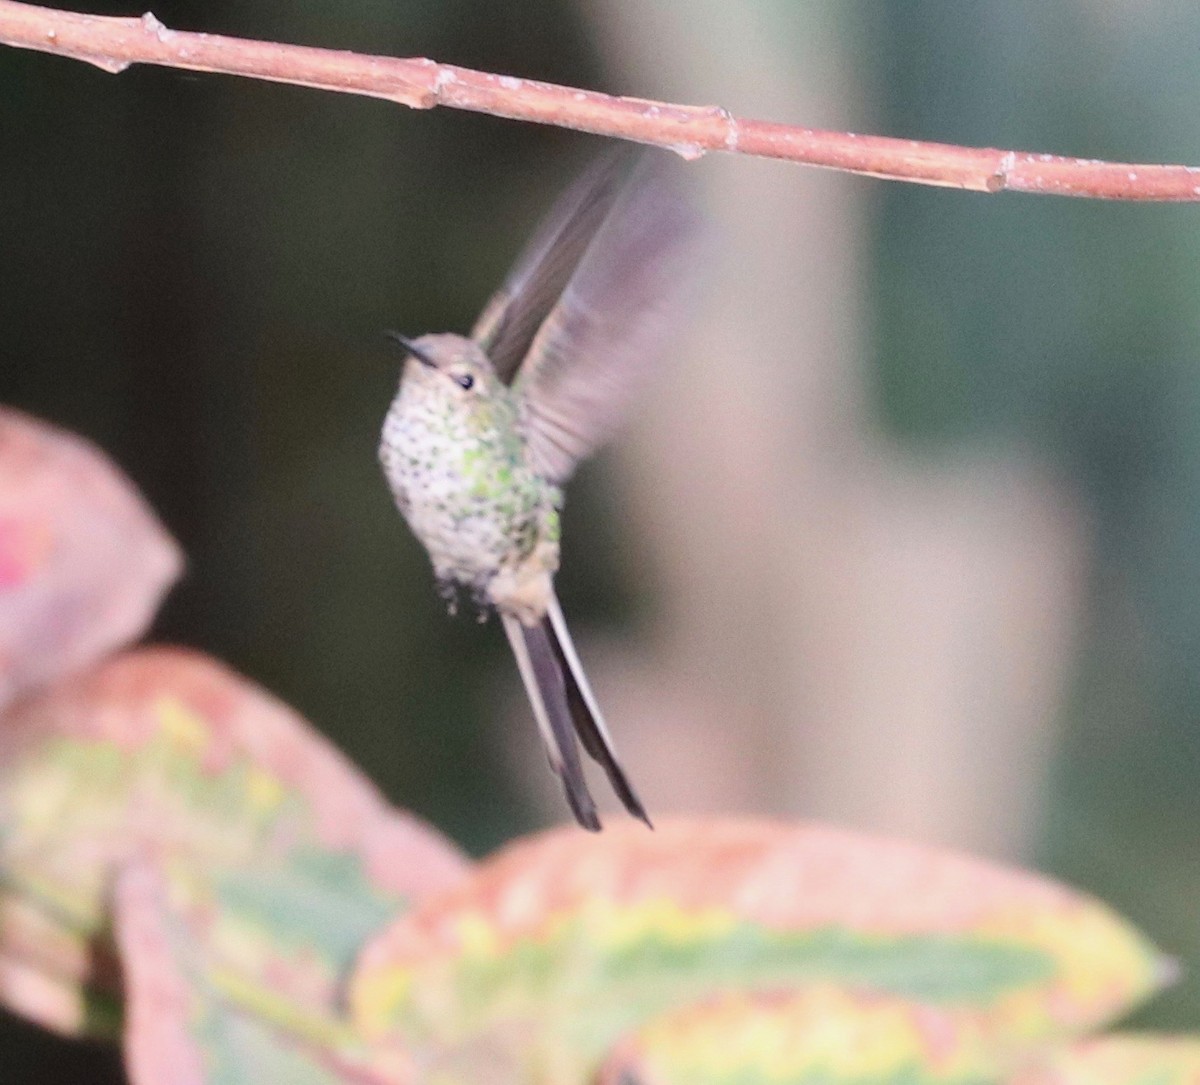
{"left": 500, "top": 598, "right": 652, "bottom": 833}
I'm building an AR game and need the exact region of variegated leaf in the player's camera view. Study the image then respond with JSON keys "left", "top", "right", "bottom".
{"left": 351, "top": 821, "right": 1166, "bottom": 1085}
{"left": 1009, "top": 1034, "right": 1200, "bottom": 1085}
{"left": 0, "top": 647, "right": 468, "bottom": 1062}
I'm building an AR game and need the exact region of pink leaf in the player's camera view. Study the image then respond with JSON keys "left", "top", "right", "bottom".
{"left": 0, "top": 408, "right": 182, "bottom": 708}
{"left": 113, "top": 861, "right": 208, "bottom": 1085}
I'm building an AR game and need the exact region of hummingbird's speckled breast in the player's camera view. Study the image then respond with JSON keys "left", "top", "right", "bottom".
{"left": 379, "top": 364, "right": 561, "bottom": 599}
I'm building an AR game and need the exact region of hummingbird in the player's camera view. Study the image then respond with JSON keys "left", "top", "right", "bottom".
{"left": 378, "top": 151, "right": 700, "bottom": 831}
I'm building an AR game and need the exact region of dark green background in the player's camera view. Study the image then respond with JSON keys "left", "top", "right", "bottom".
{"left": 4, "top": 3, "right": 1199, "bottom": 1080}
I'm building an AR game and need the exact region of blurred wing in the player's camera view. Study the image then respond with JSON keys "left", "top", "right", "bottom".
{"left": 515, "top": 154, "right": 702, "bottom": 483}
{"left": 471, "top": 151, "right": 634, "bottom": 386}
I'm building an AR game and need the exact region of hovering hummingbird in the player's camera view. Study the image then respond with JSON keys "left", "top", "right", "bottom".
{"left": 379, "top": 151, "right": 700, "bottom": 831}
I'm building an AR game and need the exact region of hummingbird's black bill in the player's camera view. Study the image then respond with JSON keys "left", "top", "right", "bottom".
{"left": 384, "top": 331, "right": 437, "bottom": 368}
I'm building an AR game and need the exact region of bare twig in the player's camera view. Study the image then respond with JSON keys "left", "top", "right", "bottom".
{"left": 3, "top": 0, "right": 1200, "bottom": 201}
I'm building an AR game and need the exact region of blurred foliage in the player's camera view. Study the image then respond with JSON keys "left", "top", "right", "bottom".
{"left": 0, "top": 655, "right": 1175, "bottom": 1084}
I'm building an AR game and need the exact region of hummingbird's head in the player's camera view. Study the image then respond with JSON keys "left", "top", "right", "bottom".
{"left": 387, "top": 332, "right": 501, "bottom": 400}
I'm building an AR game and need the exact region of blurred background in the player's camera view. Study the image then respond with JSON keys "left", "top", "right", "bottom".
{"left": 4, "top": 2, "right": 1200, "bottom": 1079}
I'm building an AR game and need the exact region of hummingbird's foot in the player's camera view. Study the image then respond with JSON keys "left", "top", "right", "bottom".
{"left": 435, "top": 576, "right": 462, "bottom": 617}
{"left": 469, "top": 583, "right": 494, "bottom": 623}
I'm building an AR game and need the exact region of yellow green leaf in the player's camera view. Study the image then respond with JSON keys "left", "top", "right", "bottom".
{"left": 598, "top": 986, "right": 1005, "bottom": 1085}
{"left": 1010, "top": 1034, "right": 1200, "bottom": 1085}
{"left": 352, "top": 821, "right": 1167, "bottom": 1085}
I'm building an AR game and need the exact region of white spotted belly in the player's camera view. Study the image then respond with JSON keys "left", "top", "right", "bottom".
{"left": 379, "top": 393, "right": 547, "bottom": 591}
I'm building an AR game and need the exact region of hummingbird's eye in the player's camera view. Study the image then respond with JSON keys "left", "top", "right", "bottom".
{"left": 455, "top": 373, "right": 475, "bottom": 390}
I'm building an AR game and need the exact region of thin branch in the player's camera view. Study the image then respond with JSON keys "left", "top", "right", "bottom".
{"left": 3, "top": 0, "right": 1200, "bottom": 201}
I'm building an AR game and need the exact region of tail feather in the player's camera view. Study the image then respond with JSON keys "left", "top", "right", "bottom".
{"left": 501, "top": 612, "right": 600, "bottom": 832}
{"left": 545, "top": 596, "right": 653, "bottom": 828}
{"left": 502, "top": 597, "right": 652, "bottom": 831}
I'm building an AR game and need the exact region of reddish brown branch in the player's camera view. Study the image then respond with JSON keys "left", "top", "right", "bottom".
{"left": 4, "top": 0, "right": 1200, "bottom": 201}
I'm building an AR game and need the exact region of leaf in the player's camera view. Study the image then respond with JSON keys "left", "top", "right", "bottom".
{"left": 597, "top": 987, "right": 1008, "bottom": 1085}
{"left": 0, "top": 646, "right": 469, "bottom": 1058}
{"left": 113, "top": 861, "right": 209, "bottom": 1085}
{"left": 114, "top": 859, "right": 371, "bottom": 1085}
{"left": 1009, "top": 1034, "right": 1200, "bottom": 1085}
{"left": 0, "top": 408, "right": 182, "bottom": 709}
{"left": 350, "top": 820, "right": 1168, "bottom": 1085}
